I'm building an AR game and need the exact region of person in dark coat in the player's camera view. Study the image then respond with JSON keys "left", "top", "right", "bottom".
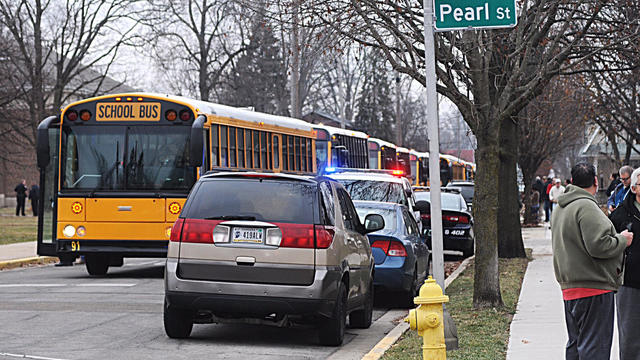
{"left": 609, "top": 167, "right": 640, "bottom": 359}
{"left": 607, "top": 173, "right": 621, "bottom": 197}
{"left": 14, "top": 179, "right": 27, "bottom": 216}
{"left": 28, "top": 183, "right": 39, "bottom": 216}
{"left": 542, "top": 176, "right": 553, "bottom": 222}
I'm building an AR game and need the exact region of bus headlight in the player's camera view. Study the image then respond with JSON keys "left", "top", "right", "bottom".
{"left": 63, "top": 225, "right": 76, "bottom": 238}
{"left": 76, "top": 226, "right": 86, "bottom": 237}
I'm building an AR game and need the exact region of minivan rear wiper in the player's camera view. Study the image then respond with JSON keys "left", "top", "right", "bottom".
{"left": 204, "top": 215, "right": 257, "bottom": 221}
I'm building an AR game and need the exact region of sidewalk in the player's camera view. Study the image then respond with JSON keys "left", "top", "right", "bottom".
{"left": 0, "top": 241, "right": 37, "bottom": 262}
{"left": 506, "top": 226, "right": 619, "bottom": 359}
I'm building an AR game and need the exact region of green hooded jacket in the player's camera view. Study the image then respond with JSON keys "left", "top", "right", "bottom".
{"left": 551, "top": 184, "right": 627, "bottom": 291}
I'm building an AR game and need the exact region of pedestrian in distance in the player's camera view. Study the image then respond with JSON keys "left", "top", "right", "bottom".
{"left": 608, "top": 165, "right": 633, "bottom": 212}
{"left": 14, "top": 179, "right": 27, "bottom": 216}
{"left": 609, "top": 167, "right": 640, "bottom": 360}
{"left": 530, "top": 189, "right": 540, "bottom": 223}
{"left": 549, "top": 178, "right": 565, "bottom": 212}
{"left": 552, "top": 162, "right": 633, "bottom": 360}
{"left": 607, "top": 173, "right": 620, "bottom": 197}
{"left": 543, "top": 176, "right": 553, "bottom": 222}
{"left": 29, "top": 183, "right": 39, "bottom": 216}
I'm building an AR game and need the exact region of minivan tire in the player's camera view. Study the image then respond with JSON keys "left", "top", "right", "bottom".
{"left": 163, "top": 299, "right": 193, "bottom": 339}
{"left": 319, "top": 281, "right": 347, "bottom": 346}
{"left": 349, "top": 280, "right": 373, "bottom": 329}
{"left": 85, "top": 255, "right": 109, "bottom": 276}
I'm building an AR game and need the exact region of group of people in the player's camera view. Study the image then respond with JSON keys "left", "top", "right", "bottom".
{"left": 14, "top": 179, "right": 39, "bottom": 217}
{"left": 530, "top": 176, "right": 568, "bottom": 222}
{"left": 552, "top": 162, "right": 640, "bottom": 359}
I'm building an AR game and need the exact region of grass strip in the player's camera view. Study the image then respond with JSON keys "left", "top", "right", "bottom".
{"left": 382, "top": 253, "right": 530, "bottom": 360}
{"left": 0, "top": 207, "right": 38, "bottom": 245}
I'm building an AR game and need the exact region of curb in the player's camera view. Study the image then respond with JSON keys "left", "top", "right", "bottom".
{"left": 0, "top": 256, "right": 58, "bottom": 270}
{"left": 361, "top": 255, "right": 475, "bottom": 360}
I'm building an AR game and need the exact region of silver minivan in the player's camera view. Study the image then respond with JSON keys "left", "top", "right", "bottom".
{"left": 164, "top": 172, "right": 383, "bottom": 345}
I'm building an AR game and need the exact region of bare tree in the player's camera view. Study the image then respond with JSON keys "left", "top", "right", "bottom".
{"left": 0, "top": 0, "right": 140, "bottom": 150}
{"left": 518, "top": 77, "right": 589, "bottom": 225}
{"left": 312, "top": 0, "right": 640, "bottom": 307}
{"left": 143, "top": 0, "right": 249, "bottom": 101}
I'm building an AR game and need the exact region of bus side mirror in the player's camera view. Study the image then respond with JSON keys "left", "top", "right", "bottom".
{"left": 189, "top": 115, "right": 206, "bottom": 167}
{"left": 37, "top": 116, "right": 58, "bottom": 169}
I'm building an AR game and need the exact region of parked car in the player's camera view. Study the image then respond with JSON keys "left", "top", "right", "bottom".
{"left": 164, "top": 171, "right": 384, "bottom": 346}
{"left": 327, "top": 169, "right": 421, "bottom": 227}
{"left": 414, "top": 189, "right": 475, "bottom": 258}
{"left": 445, "top": 181, "right": 474, "bottom": 210}
{"left": 353, "top": 200, "right": 430, "bottom": 307}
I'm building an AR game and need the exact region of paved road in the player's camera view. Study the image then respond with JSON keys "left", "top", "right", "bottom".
{"left": 0, "top": 259, "right": 413, "bottom": 360}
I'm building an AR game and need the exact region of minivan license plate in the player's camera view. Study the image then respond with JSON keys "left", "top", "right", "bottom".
{"left": 232, "top": 227, "right": 263, "bottom": 243}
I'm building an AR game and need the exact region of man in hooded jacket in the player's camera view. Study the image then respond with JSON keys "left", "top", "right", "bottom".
{"left": 610, "top": 167, "right": 640, "bottom": 359}
{"left": 552, "top": 162, "right": 632, "bottom": 359}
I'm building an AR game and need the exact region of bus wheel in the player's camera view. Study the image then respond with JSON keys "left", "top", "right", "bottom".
{"left": 86, "top": 255, "right": 109, "bottom": 276}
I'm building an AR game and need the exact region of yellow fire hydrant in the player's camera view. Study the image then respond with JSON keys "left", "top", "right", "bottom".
{"left": 404, "top": 276, "right": 449, "bottom": 360}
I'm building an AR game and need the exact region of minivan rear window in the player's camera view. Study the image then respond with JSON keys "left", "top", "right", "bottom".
{"left": 186, "top": 178, "right": 316, "bottom": 223}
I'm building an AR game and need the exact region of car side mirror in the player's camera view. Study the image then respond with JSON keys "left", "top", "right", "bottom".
{"left": 363, "top": 214, "right": 385, "bottom": 234}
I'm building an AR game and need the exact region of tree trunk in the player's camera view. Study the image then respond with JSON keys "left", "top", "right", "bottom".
{"left": 498, "top": 118, "right": 526, "bottom": 258}
{"left": 472, "top": 118, "right": 504, "bottom": 308}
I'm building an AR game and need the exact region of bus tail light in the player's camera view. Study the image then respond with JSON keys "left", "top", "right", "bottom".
{"left": 66, "top": 110, "right": 78, "bottom": 121}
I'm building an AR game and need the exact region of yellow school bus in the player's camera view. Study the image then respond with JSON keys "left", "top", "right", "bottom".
{"left": 36, "top": 93, "right": 316, "bottom": 275}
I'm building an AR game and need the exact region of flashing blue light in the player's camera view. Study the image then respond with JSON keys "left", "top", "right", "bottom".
{"left": 325, "top": 167, "right": 337, "bottom": 173}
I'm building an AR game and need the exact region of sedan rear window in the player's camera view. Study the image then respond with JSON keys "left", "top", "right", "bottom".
{"left": 355, "top": 207, "right": 397, "bottom": 233}
{"left": 186, "top": 179, "right": 316, "bottom": 223}
{"left": 336, "top": 179, "right": 406, "bottom": 205}
{"left": 415, "top": 192, "right": 465, "bottom": 211}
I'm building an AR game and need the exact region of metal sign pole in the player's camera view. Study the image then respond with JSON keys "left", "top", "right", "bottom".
{"left": 423, "top": 0, "right": 445, "bottom": 291}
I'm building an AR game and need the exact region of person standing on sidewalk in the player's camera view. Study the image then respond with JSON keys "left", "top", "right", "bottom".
{"left": 14, "top": 179, "right": 27, "bottom": 216}
{"left": 549, "top": 178, "right": 565, "bottom": 212}
{"left": 29, "top": 183, "right": 39, "bottom": 216}
{"left": 609, "top": 167, "right": 640, "bottom": 359}
{"left": 608, "top": 165, "right": 633, "bottom": 212}
{"left": 552, "top": 162, "right": 633, "bottom": 360}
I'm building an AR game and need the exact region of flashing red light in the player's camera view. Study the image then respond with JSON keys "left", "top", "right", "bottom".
{"left": 80, "top": 110, "right": 91, "bottom": 121}
{"left": 392, "top": 170, "right": 404, "bottom": 176}
{"left": 179, "top": 110, "right": 191, "bottom": 121}
{"left": 66, "top": 110, "right": 78, "bottom": 121}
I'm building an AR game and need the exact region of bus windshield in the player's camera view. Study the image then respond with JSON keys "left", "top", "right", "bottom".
{"left": 61, "top": 125, "right": 195, "bottom": 191}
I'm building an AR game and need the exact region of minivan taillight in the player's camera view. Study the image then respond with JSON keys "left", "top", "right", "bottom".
{"left": 315, "top": 225, "right": 335, "bottom": 249}
{"left": 371, "top": 240, "right": 407, "bottom": 257}
{"left": 169, "top": 218, "right": 184, "bottom": 242}
{"left": 279, "top": 224, "right": 315, "bottom": 248}
{"left": 181, "top": 219, "right": 221, "bottom": 243}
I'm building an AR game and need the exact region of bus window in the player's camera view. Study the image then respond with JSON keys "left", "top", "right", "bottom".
{"left": 253, "top": 130, "right": 260, "bottom": 168}
{"left": 261, "top": 131, "right": 267, "bottom": 169}
{"left": 238, "top": 128, "right": 245, "bottom": 168}
{"left": 273, "top": 135, "right": 280, "bottom": 169}
{"left": 220, "top": 125, "right": 228, "bottom": 167}
{"left": 229, "top": 127, "right": 236, "bottom": 167}
{"left": 245, "top": 130, "right": 252, "bottom": 168}
{"left": 288, "top": 135, "right": 294, "bottom": 171}
{"left": 282, "top": 135, "right": 289, "bottom": 170}
{"left": 211, "top": 125, "right": 219, "bottom": 167}
{"left": 306, "top": 138, "right": 313, "bottom": 172}
{"left": 301, "top": 137, "right": 307, "bottom": 171}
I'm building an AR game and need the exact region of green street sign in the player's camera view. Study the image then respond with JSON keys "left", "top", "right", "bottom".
{"left": 434, "top": 0, "right": 517, "bottom": 31}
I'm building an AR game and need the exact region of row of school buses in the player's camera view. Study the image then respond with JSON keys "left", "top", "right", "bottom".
{"left": 34, "top": 93, "right": 474, "bottom": 274}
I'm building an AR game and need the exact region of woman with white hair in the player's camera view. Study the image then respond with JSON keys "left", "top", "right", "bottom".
{"left": 610, "top": 167, "right": 640, "bottom": 359}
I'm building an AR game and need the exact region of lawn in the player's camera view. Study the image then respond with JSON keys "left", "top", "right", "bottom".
{"left": 0, "top": 206, "right": 38, "bottom": 245}
{"left": 382, "top": 253, "right": 530, "bottom": 360}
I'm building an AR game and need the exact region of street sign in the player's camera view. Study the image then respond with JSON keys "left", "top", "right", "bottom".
{"left": 434, "top": 0, "right": 517, "bottom": 31}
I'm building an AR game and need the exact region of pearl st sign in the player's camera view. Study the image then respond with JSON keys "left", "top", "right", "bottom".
{"left": 434, "top": 0, "right": 517, "bottom": 31}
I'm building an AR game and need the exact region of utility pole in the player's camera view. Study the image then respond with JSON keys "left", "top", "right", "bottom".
{"left": 290, "top": 1, "right": 301, "bottom": 118}
{"left": 395, "top": 76, "right": 402, "bottom": 146}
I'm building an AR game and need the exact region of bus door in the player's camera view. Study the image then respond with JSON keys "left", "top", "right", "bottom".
{"left": 272, "top": 134, "right": 282, "bottom": 171}
{"left": 36, "top": 117, "right": 60, "bottom": 256}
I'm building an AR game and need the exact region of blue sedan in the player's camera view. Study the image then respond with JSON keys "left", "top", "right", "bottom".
{"left": 354, "top": 201, "right": 431, "bottom": 307}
